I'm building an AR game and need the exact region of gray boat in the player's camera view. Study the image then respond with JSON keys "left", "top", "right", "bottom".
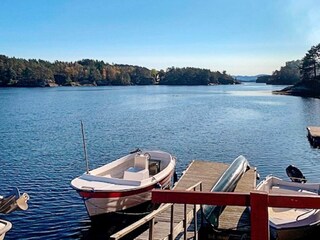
{"left": 202, "top": 155, "right": 250, "bottom": 227}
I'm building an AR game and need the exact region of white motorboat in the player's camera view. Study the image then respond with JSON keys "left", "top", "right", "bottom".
{"left": 0, "top": 219, "right": 11, "bottom": 240}
{"left": 256, "top": 175, "right": 320, "bottom": 240}
{"left": 71, "top": 149, "right": 176, "bottom": 217}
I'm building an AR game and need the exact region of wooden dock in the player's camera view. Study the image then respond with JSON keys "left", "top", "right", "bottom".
{"left": 110, "top": 160, "right": 257, "bottom": 240}
{"left": 307, "top": 126, "right": 320, "bottom": 147}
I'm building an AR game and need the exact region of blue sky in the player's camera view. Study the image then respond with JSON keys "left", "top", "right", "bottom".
{"left": 0, "top": 0, "right": 319, "bottom": 75}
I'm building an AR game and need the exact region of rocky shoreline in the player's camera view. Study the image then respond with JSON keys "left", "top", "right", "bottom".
{"left": 273, "top": 80, "right": 320, "bottom": 98}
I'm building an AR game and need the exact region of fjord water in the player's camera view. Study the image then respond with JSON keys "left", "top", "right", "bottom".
{"left": 1, "top": 83, "right": 320, "bottom": 239}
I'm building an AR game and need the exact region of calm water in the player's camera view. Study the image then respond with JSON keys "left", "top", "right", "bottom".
{"left": 1, "top": 83, "right": 320, "bottom": 239}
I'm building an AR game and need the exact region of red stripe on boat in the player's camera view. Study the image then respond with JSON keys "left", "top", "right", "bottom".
{"left": 78, "top": 171, "right": 174, "bottom": 199}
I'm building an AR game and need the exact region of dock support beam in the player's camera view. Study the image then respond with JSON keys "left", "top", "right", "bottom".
{"left": 250, "top": 191, "right": 269, "bottom": 240}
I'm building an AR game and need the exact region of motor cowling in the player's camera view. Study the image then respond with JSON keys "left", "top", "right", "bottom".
{"left": 286, "top": 165, "right": 307, "bottom": 183}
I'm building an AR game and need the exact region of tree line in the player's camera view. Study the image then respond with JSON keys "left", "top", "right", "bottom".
{"left": 257, "top": 43, "right": 320, "bottom": 85}
{"left": 0, "top": 55, "right": 238, "bottom": 87}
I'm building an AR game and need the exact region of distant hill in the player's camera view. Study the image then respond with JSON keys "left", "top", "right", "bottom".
{"left": 262, "top": 60, "right": 301, "bottom": 85}
{"left": 233, "top": 74, "right": 268, "bottom": 82}
{"left": 0, "top": 55, "right": 239, "bottom": 87}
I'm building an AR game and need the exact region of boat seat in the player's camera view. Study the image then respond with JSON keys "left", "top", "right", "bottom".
{"left": 123, "top": 167, "right": 149, "bottom": 181}
{"left": 123, "top": 154, "right": 150, "bottom": 181}
{"left": 134, "top": 154, "right": 149, "bottom": 170}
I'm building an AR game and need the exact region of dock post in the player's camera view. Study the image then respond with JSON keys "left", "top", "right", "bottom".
{"left": 149, "top": 218, "right": 154, "bottom": 240}
{"left": 250, "top": 191, "right": 269, "bottom": 240}
{"left": 184, "top": 204, "right": 187, "bottom": 240}
{"left": 193, "top": 202, "right": 197, "bottom": 240}
{"left": 200, "top": 182, "right": 203, "bottom": 228}
{"left": 170, "top": 204, "right": 174, "bottom": 240}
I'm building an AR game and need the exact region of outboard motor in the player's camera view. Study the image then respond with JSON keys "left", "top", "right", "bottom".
{"left": 286, "top": 165, "right": 307, "bottom": 183}
{"left": 129, "top": 148, "right": 141, "bottom": 154}
{"left": 0, "top": 187, "right": 29, "bottom": 214}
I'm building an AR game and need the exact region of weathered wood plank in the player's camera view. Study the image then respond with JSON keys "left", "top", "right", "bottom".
{"left": 307, "top": 126, "right": 320, "bottom": 137}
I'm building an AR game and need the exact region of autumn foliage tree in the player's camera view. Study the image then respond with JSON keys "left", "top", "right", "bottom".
{"left": 0, "top": 55, "right": 238, "bottom": 87}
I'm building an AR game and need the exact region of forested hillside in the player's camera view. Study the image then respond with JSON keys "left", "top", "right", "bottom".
{"left": 256, "top": 60, "right": 301, "bottom": 85}
{"left": 273, "top": 43, "right": 320, "bottom": 98}
{"left": 257, "top": 43, "right": 320, "bottom": 86}
{"left": 0, "top": 55, "right": 238, "bottom": 87}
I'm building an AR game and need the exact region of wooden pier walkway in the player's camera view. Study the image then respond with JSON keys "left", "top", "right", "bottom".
{"left": 307, "top": 126, "right": 320, "bottom": 147}
{"left": 111, "top": 160, "right": 257, "bottom": 240}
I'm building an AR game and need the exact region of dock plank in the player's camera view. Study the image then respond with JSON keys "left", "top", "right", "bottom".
{"left": 307, "top": 126, "right": 320, "bottom": 147}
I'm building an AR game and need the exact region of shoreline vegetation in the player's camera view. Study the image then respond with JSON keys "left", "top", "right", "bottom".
{"left": 1, "top": 42, "right": 319, "bottom": 99}
{"left": 0, "top": 55, "right": 239, "bottom": 87}
{"left": 257, "top": 43, "right": 320, "bottom": 98}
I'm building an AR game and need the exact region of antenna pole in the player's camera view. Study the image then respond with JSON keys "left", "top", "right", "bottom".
{"left": 81, "top": 121, "right": 89, "bottom": 174}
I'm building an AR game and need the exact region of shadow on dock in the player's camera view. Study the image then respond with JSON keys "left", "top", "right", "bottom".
{"left": 199, "top": 207, "right": 251, "bottom": 240}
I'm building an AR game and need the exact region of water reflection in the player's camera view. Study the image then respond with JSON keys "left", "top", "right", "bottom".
{"left": 75, "top": 202, "right": 154, "bottom": 240}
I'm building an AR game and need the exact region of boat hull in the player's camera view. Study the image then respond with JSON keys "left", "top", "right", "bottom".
{"left": 84, "top": 191, "right": 151, "bottom": 216}
{"left": 0, "top": 219, "right": 12, "bottom": 240}
{"left": 78, "top": 169, "right": 174, "bottom": 217}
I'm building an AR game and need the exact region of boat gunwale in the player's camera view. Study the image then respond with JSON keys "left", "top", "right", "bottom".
{"left": 71, "top": 150, "right": 176, "bottom": 193}
{"left": 257, "top": 176, "right": 320, "bottom": 193}
{"left": 77, "top": 169, "right": 175, "bottom": 198}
